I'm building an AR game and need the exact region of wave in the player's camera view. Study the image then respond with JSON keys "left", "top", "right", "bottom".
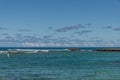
{"left": 0, "top": 48, "right": 70, "bottom": 54}
{"left": 0, "top": 47, "right": 95, "bottom": 54}
{"left": 0, "top": 49, "right": 49, "bottom": 54}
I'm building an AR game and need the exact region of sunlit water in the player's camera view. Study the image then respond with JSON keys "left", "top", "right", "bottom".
{"left": 0, "top": 51, "right": 120, "bottom": 80}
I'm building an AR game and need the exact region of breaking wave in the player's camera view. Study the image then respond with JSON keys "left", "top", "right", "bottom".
{"left": 0, "top": 48, "right": 70, "bottom": 54}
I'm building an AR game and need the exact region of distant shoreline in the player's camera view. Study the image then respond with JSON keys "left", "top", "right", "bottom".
{"left": 0, "top": 47, "right": 120, "bottom": 54}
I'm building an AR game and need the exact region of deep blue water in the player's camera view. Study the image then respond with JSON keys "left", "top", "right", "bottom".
{"left": 0, "top": 47, "right": 120, "bottom": 80}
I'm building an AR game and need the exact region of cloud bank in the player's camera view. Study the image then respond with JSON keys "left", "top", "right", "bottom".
{"left": 54, "top": 24, "right": 85, "bottom": 32}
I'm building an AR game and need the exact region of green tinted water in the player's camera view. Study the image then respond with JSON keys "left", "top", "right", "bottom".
{"left": 0, "top": 51, "right": 120, "bottom": 80}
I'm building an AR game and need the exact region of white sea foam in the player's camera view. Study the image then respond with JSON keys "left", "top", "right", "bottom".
{"left": 0, "top": 49, "right": 50, "bottom": 54}
{"left": 0, "top": 48, "right": 73, "bottom": 54}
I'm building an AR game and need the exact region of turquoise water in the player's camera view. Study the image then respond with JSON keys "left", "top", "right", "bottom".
{"left": 0, "top": 51, "right": 120, "bottom": 80}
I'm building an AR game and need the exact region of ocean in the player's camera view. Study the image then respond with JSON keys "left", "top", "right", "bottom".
{"left": 0, "top": 47, "right": 120, "bottom": 80}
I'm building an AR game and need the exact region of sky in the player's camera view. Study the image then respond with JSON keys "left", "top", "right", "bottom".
{"left": 0, "top": 0, "right": 120, "bottom": 47}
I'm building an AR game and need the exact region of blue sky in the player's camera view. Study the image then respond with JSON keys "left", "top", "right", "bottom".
{"left": 0, "top": 0, "right": 120, "bottom": 47}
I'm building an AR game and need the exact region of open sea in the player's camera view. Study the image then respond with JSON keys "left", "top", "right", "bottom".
{"left": 0, "top": 47, "right": 120, "bottom": 80}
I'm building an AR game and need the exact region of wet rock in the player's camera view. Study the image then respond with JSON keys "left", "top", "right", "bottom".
{"left": 94, "top": 48, "right": 120, "bottom": 52}
{"left": 67, "top": 48, "right": 80, "bottom": 51}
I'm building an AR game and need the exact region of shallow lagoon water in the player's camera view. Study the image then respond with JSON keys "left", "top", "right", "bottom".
{"left": 0, "top": 51, "right": 120, "bottom": 80}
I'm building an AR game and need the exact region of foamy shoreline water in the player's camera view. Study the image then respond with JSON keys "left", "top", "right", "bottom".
{"left": 0, "top": 48, "right": 72, "bottom": 54}
{"left": 0, "top": 49, "right": 50, "bottom": 54}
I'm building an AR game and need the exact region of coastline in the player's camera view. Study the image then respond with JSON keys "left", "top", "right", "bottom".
{"left": 1, "top": 47, "right": 120, "bottom": 54}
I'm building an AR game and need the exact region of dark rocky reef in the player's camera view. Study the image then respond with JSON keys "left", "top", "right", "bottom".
{"left": 94, "top": 48, "right": 120, "bottom": 52}
{"left": 67, "top": 48, "right": 80, "bottom": 51}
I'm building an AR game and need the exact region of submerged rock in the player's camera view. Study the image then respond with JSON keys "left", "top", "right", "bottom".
{"left": 94, "top": 48, "right": 120, "bottom": 52}
{"left": 67, "top": 48, "right": 80, "bottom": 51}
